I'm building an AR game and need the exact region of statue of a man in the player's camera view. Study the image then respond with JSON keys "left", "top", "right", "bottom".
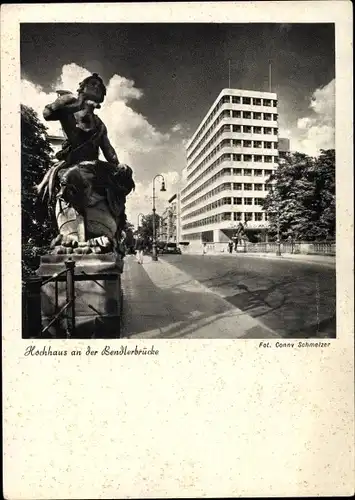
{"left": 235, "top": 222, "right": 246, "bottom": 246}
{"left": 37, "top": 73, "right": 135, "bottom": 255}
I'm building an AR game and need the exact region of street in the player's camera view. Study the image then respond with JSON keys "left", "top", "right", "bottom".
{"left": 159, "top": 254, "right": 336, "bottom": 338}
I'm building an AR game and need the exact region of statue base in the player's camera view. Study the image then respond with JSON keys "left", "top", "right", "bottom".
{"left": 36, "top": 253, "right": 124, "bottom": 338}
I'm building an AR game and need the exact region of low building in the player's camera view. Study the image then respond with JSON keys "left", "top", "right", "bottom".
{"left": 278, "top": 137, "right": 291, "bottom": 164}
{"left": 159, "top": 193, "right": 178, "bottom": 243}
{"left": 48, "top": 134, "right": 65, "bottom": 159}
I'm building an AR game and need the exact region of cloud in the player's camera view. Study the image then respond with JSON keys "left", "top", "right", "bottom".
{"left": 105, "top": 74, "right": 143, "bottom": 104}
{"left": 171, "top": 123, "right": 183, "bottom": 133}
{"left": 55, "top": 63, "right": 92, "bottom": 94}
{"left": 125, "top": 171, "right": 182, "bottom": 226}
{"left": 310, "top": 80, "right": 335, "bottom": 117}
{"left": 294, "top": 79, "right": 335, "bottom": 156}
{"left": 21, "top": 79, "right": 61, "bottom": 136}
{"left": 21, "top": 63, "right": 186, "bottom": 226}
{"left": 297, "top": 117, "right": 314, "bottom": 130}
{"left": 279, "top": 128, "right": 291, "bottom": 139}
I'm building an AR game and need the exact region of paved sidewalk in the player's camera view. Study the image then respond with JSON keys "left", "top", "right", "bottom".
{"left": 120, "top": 255, "right": 280, "bottom": 339}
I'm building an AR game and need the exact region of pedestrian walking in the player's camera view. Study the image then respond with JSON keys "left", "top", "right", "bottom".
{"left": 135, "top": 234, "right": 145, "bottom": 264}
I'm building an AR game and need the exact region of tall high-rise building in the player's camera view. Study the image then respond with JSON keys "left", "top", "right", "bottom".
{"left": 180, "top": 89, "right": 279, "bottom": 244}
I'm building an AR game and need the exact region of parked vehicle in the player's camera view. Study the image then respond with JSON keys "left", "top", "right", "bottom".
{"left": 161, "top": 243, "right": 182, "bottom": 255}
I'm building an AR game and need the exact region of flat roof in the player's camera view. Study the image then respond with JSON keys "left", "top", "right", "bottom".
{"left": 186, "top": 88, "right": 277, "bottom": 150}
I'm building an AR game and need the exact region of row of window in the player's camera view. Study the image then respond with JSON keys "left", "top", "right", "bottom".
{"left": 235, "top": 212, "right": 266, "bottom": 222}
{"left": 229, "top": 111, "right": 278, "bottom": 121}
{"left": 182, "top": 212, "right": 234, "bottom": 229}
{"left": 181, "top": 180, "right": 273, "bottom": 213}
{"left": 182, "top": 211, "right": 268, "bottom": 230}
{"left": 233, "top": 167, "right": 275, "bottom": 175}
{"left": 187, "top": 110, "right": 232, "bottom": 160}
{"left": 182, "top": 167, "right": 231, "bottom": 203}
{"left": 187, "top": 109, "right": 278, "bottom": 163}
{"left": 188, "top": 127, "right": 278, "bottom": 171}
{"left": 182, "top": 197, "right": 266, "bottom": 221}
{"left": 182, "top": 151, "right": 276, "bottom": 198}
{"left": 184, "top": 155, "right": 233, "bottom": 194}
{"left": 181, "top": 232, "right": 203, "bottom": 240}
{"left": 233, "top": 125, "right": 277, "bottom": 135}
{"left": 182, "top": 164, "right": 274, "bottom": 203}
{"left": 233, "top": 154, "right": 276, "bottom": 162}
{"left": 221, "top": 95, "right": 277, "bottom": 107}
{"left": 182, "top": 182, "right": 233, "bottom": 212}
{"left": 188, "top": 137, "right": 278, "bottom": 173}
{"left": 188, "top": 131, "right": 234, "bottom": 171}
{"left": 187, "top": 142, "right": 277, "bottom": 183}
{"left": 232, "top": 139, "right": 277, "bottom": 148}
{"left": 188, "top": 95, "right": 277, "bottom": 153}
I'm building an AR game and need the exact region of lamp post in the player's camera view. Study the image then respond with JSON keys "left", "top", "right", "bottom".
{"left": 269, "top": 185, "right": 282, "bottom": 256}
{"left": 152, "top": 174, "right": 166, "bottom": 261}
{"left": 266, "top": 209, "right": 281, "bottom": 256}
{"left": 275, "top": 208, "right": 281, "bottom": 256}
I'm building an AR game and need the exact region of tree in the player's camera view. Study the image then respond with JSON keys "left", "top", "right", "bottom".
{"left": 262, "top": 150, "right": 335, "bottom": 241}
{"left": 124, "top": 220, "right": 135, "bottom": 249}
{"left": 312, "top": 149, "right": 335, "bottom": 239}
{"left": 139, "top": 213, "right": 162, "bottom": 240}
{"left": 21, "top": 104, "right": 54, "bottom": 278}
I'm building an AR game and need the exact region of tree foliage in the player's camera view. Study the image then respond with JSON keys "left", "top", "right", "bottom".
{"left": 138, "top": 213, "right": 162, "bottom": 240}
{"left": 262, "top": 149, "right": 335, "bottom": 241}
{"left": 21, "top": 104, "right": 54, "bottom": 278}
{"left": 124, "top": 220, "right": 135, "bottom": 248}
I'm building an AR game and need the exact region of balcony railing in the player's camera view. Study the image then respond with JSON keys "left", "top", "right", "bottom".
{"left": 245, "top": 241, "right": 335, "bottom": 255}
{"left": 189, "top": 240, "right": 336, "bottom": 256}
{"left": 183, "top": 241, "right": 336, "bottom": 256}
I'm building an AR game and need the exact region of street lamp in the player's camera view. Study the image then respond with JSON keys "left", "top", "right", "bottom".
{"left": 152, "top": 174, "right": 166, "bottom": 261}
{"left": 275, "top": 208, "right": 281, "bottom": 256}
{"left": 268, "top": 186, "right": 282, "bottom": 257}
{"left": 266, "top": 210, "right": 281, "bottom": 256}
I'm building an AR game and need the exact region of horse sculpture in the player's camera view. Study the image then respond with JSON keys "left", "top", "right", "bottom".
{"left": 36, "top": 73, "right": 135, "bottom": 255}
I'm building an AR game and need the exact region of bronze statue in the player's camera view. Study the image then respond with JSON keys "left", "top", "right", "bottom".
{"left": 234, "top": 222, "right": 247, "bottom": 246}
{"left": 36, "top": 73, "right": 135, "bottom": 255}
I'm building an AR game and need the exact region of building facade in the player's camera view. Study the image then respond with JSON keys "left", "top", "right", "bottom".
{"left": 159, "top": 194, "right": 178, "bottom": 243}
{"left": 48, "top": 135, "right": 65, "bottom": 159}
{"left": 180, "top": 89, "right": 279, "bottom": 244}
{"left": 278, "top": 137, "right": 291, "bottom": 164}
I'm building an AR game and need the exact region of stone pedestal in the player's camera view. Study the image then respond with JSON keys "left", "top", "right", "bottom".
{"left": 36, "top": 253, "right": 124, "bottom": 339}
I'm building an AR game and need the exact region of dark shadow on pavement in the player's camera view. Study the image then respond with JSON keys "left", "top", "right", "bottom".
{"left": 284, "top": 313, "right": 336, "bottom": 339}
{"left": 161, "top": 255, "right": 336, "bottom": 338}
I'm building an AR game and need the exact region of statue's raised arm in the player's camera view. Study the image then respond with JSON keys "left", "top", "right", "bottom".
{"left": 36, "top": 73, "right": 135, "bottom": 256}
{"left": 43, "top": 92, "right": 84, "bottom": 121}
{"left": 99, "top": 124, "right": 119, "bottom": 166}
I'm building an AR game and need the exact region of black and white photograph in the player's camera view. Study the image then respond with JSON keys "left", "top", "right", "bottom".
{"left": 21, "top": 22, "right": 337, "bottom": 339}
{"left": 2, "top": 3, "right": 354, "bottom": 500}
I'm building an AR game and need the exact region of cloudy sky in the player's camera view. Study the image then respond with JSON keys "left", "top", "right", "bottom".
{"left": 21, "top": 23, "right": 335, "bottom": 224}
